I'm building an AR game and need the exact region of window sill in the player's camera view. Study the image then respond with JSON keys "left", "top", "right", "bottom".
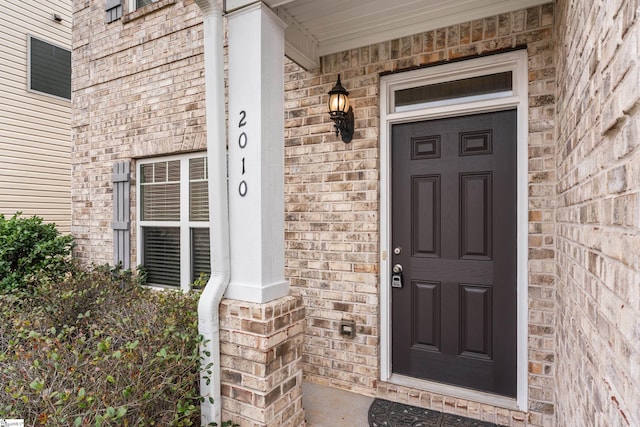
{"left": 122, "top": 0, "right": 176, "bottom": 24}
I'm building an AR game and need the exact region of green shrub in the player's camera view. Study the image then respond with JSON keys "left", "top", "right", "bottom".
{"left": 0, "top": 213, "right": 75, "bottom": 293}
{"left": 0, "top": 265, "right": 207, "bottom": 426}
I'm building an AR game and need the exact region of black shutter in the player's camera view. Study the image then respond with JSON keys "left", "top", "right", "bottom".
{"left": 112, "top": 162, "right": 131, "bottom": 269}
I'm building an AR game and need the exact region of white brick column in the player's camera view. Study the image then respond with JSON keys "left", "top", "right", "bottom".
{"left": 226, "top": 2, "right": 288, "bottom": 303}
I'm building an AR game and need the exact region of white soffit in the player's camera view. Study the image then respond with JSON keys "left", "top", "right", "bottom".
{"left": 226, "top": 0, "right": 296, "bottom": 11}
{"left": 273, "top": 0, "right": 551, "bottom": 69}
{"left": 225, "top": 0, "right": 321, "bottom": 69}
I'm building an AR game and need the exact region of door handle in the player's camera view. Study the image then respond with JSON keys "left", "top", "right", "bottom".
{"left": 392, "top": 264, "right": 402, "bottom": 274}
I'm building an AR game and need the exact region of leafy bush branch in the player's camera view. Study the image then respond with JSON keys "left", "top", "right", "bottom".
{"left": 0, "top": 213, "right": 74, "bottom": 293}
{"left": 0, "top": 217, "right": 239, "bottom": 426}
{"left": 0, "top": 266, "right": 207, "bottom": 425}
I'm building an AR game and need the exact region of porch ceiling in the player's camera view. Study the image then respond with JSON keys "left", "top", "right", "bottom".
{"left": 227, "top": 0, "right": 552, "bottom": 70}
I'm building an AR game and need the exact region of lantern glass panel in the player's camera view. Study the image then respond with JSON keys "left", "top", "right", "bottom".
{"left": 329, "top": 93, "right": 349, "bottom": 113}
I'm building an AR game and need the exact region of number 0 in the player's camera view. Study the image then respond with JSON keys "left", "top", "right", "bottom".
{"left": 239, "top": 180, "right": 247, "bottom": 197}
{"left": 238, "top": 132, "right": 247, "bottom": 149}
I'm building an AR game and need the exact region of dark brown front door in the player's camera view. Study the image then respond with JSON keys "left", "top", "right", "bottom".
{"left": 391, "top": 110, "right": 517, "bottom": 397}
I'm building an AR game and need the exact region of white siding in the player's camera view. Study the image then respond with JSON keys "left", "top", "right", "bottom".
{"left": 0, "top": 0, "right": 72, "bottom": 232}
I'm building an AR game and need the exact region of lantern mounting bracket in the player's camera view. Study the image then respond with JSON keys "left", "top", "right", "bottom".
{"left": 330, "top": 107, "right": 354, "bottom": 143}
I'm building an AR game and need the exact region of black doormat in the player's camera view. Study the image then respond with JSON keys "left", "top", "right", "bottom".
{"left": 368, "top": 398, "right": 506, "bottom": 427}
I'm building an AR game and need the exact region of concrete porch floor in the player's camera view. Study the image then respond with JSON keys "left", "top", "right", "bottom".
{"left": 302, "top": 382, "right": 374, "bottom": 426}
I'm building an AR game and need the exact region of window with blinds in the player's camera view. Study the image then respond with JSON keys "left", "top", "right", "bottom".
{"left": 143, "top": 227, "right": 181, "bottom": 287}
{"left": 137, "top": 154, "right": 210, "bottom": 289}
{"left": 135, "top": 0, "right": 157, "bottom": 9}
{"left": 189, "top": 158, "right": 210, "bottom": 284}
{"left": 141, "top": 160, "right": 180, "bottom": 221}
{"left": 105, "top": 0, "right": 123, "bottom": 23}
{"left": 189, "top": 157, "right": 209, "bottom": 221}
{"left": 191, "top": 228, "right": 211, "bottom": 282}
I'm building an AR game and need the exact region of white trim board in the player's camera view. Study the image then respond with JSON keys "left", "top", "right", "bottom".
{"left": 379, "top": 50, "right": 529, "bottom": 411}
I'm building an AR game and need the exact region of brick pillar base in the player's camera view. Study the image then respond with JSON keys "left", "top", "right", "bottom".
{"left": 219, "top": 295, "right": 305, "bottom": 427}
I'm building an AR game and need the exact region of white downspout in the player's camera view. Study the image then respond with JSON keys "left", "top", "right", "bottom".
{"left": 194, "top": 0, "right": 229, "bottom": 426}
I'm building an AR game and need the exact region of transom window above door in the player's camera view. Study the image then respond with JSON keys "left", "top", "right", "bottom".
{"left": 382, "top": 52, "right": 527, "bottom": 116}
{"left": 394, "top": 71, "right": 513, "bottom": 112}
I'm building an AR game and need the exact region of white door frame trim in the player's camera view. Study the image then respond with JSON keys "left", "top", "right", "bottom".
{"left": 379, "top": 50, "right": 529, "bottom": 411}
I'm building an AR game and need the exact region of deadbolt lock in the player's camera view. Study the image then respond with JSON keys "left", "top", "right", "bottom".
{"left": 391, "top": 264, "right": 403, "bottom": 288}
{"left": 393, "top": 247, "right": 402, "bottom": 255}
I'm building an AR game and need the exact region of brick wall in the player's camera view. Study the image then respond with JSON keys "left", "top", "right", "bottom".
{"left": 284, "top": 5, "right": 557, "bottom": 425}
{"left": 72, "top": 0, "right": 564, "bottom": 425}
{"left": 555, "top": 0, "right": 640, "bottom": 426}
{"left": 72, "top": 0, "right": 208, "bottom": 265}
{"left": 219, "top": 296, "right": 305, "bottom": 426}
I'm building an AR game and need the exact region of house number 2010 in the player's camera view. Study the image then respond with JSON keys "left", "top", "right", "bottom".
{"left": 237, "top": 111, "right": 248, "bottom": 197}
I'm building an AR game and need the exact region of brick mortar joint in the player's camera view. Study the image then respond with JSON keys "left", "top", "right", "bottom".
{"left": 221, "top": 320, "right": 306, "bottom": 349}
{"left": 220, "top": 295, "right": 304, "bottom": 317}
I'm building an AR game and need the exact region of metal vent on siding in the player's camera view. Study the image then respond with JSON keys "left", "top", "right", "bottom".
{"left": 112, "top": 162, "right": 131, "bottom": 269}
{"left": 29, "top": 37, "right": 71, "bottom": 100}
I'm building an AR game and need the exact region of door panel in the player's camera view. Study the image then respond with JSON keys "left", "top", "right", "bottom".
{"left": 391, "top": 110, "right": 517, "bottom": 397}
{"left": 412, "top": 175, "right": 440, "bottom": 257}
{"left": 412, "top": 280, "right": 441, "bottom": 350}
{"left": 459, "top": 284, "right": 493, "bottom": 359}
{"left": 460, "top": 172, "right": 492, "bottom": 260}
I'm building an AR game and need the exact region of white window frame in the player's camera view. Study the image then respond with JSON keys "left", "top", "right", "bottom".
{"left": 136, "top": 152, "right": 209, "bottom": 291}
{"left": 379, "top": 50, "right": 529, "bottom": 411}
{"left": 27, "top": 35, "right": 71, "bottom": 102}
{"left": 129, "top": 0, "right": 158, "bottom": 12}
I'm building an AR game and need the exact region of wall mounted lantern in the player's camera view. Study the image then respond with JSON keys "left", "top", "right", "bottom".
{"left": 327, "top": 75, "right": 354, "bottom": 143}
